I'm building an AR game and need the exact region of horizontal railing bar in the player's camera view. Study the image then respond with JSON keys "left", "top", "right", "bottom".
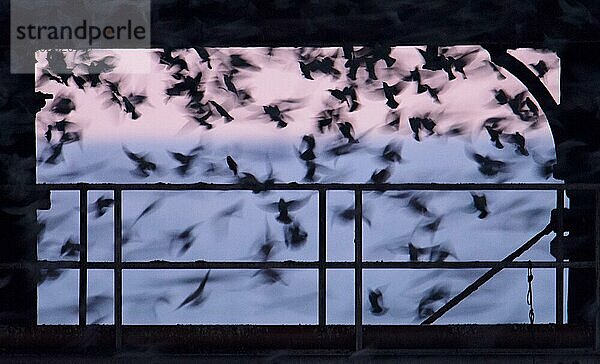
{"left": 0, "top": 348, "right": 596, "bottom": 358}
{"left": 360, "top": 261, "right": 595, "bottom": 269}
{"left": 1, "top": 260, "right": 595, "bottom": 270}
{"left": 0, "top": 182, "right": 578, "bottom": 191}
{"left": 0, "top": 324, "right": 593, "bottom": 355}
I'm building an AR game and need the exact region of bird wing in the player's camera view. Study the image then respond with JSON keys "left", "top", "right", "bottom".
{"left": 177, "top": 270, "right": 210, "bottom": 309}
{"left": 169, "top": 151, "right": 188, "bottom": 164}
{"left": 259, "top": 202, "right": 280, "bottom": 212}
{"left": 122, "top": 146, "right": 143, "bottom": 163}
{"left": 287, "top": 196, "right": 312, "bottom": 211}
{"left": 409, "top": 118, "right": 421, "bottom": 132}
{"left": 472, "top": 153, "right": 485, "bottom": 164}
{"left": 127, "top": 94, "right": 147, "bottom": 105}
{"left": 133, "top": 199, "right": 162, "bottom": 225}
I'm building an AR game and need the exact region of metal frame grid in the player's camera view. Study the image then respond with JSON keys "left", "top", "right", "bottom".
{"left": 1, "top": 182, "right": 599, "bottom": 353}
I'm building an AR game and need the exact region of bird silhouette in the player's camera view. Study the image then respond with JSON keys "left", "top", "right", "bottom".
{"left": 532, "top": 153, "right": 556, "bottom": 179}
{"left": 237, "top": 172, "right": 272, "bottom": 194}
{"left": 386, "top": 242, "right": 440, "bottom": 262}
{"left": 44, "top": 125, "right": 53, "bottom": 143}
{"left": 252, "top": 268, "right": 287, "bottom": 285}
{"left": 302, "top": 160, "right": 333, "bottom": 182}
{"left": 122, "top": 146, "right": 157, "bottom": 177}
{"left": 496, "top": 90, "right": 539, "bottom": 122}
{"left": 220, "top": 72, "right": 239, "bottom": 95}
{"left": 51, "top": 97, "right": 76, "bottom": 115}
{"left": 332, "top": 205, "right": 372, "bottom": 227}
{"left": 263, "top": 104, "right": 288, "bottom": 128}
{"left": 368, "top": 288, "right": 388, "bottom": 316}
{"left": 259, "top": 99, "right": 303, "bottom": 128}
{"left": 131, "top": 198, "right": 163, "bottom": 227}
{"left": 297, "top": 134, "right": 317, "bottom": 161}
{"left": 470, "top": 193, "right": 489, "bottom": 219}
{"left": 298, "top": 61, "right": 314, "bottom": 80}
{"left": 211, "top": 200, "right": 245, "bottom": 235}
{"left": 121, "top": 200, "right": 158, "bottom": 245}
{"left": 157, "top": 49, "right": 189, "bottom": 72}
{"left": 82, "top": 56, "right": 116, "bottom": 87}
{"left": 484, "top": 125, "right": 504, "bottom": 149}
{"left": 167, "top": 73, "right": 204, "bottom": 98}
{"left": 407, "top": 195, "right": 434, "bottom": 217}
{"left": 467, "top": 151, "right": 508, "bottom": 177}
{"left": 43, "top": 142, "right": 65, "bottom": 165}
{"left": 209, "top": 100, "right": 234, "bottom": 122}
{"left": 369, "top": 142, "right": 403, "bottom": 164}
{"left": 428, "top": 244, "right": 457, "bottom": 262}
{"left": 493, "top": 89, "right": 510, "bottom": 105}
{"left": 250, "top": 221, "right": 281, "bottom": 261}
{"left": 60, "top": 238, "right": 81, "bottom": 257}
{"left": 417, "top": 46, "right": 455, "bottom": 80}
{"left": 284, "top": 221, "right": 308, "bottom": 249}
{"left": 226, "top": 155, "right": 238, "bottom": 176}
{"left": 483, "top": 60, "right": 506, "bottom": 80}
{"left": 502, "top": 132, "right": 529, "bottom": 156}
{"left": 530, "top": 60, "right": 549, "bottom": 78}
{"left": 409, "top": 116, "right": 437, "bottom": 141}
{"left": 230, "top": 54, "right": 261, "bottom": 71}
{"left": 92, "top": 195, "right": 114, "bottom": 218}
{"left": 187, "top": 111, "right": 213, "bottom": 130}
{"left": 169, "top": 222, "right": 202, "bottom": 256}
{"left": 337, "top": 122, "right": 358, "bottom": 143}
{"left": 370, "top": 166, "right": 392, "bottom": 184}
{"left": 381, "top": 81, "right": 404, "bottom": 109}
{"left": 192, "top": 47, "right": 212, "bottom": 69}
{"left": 305, "top": 57, "right": 341, "bottom": 78}
{"left": 324, "top": 142, "right": 362, "bottom": 163}
{"left": 40, "top": 50, "right": 73, "bottom": 85}
{"left": 43, "top": 119, "right": 80, "bottom": 147}
{"left": 384, "top": 110, "right": 402, "bottom": 131}
{"left": 59, "top": 130, "right": 81, "bottom": 145}
{"left": 315, "top": 108, "right": 340, "bottom": 133}
{"left": 328, "top": 86, "right": 359, "bottom": 111}
{"left": 418, "top": 285, "right": 450, "bottom": 319}
{"left": 71, "top": 74, "right": 87, "bottom": 89}
{"left": 35, "top": 268, "right": 63, "bottom": 285}
{"left": 176, "top": 270, "right": 211, "bottom": 310}
{"left": 403, "top": 66, "right": 422, "bottom": 83}
{"left": 421, "top": 83, "right": 443, "bottom": 103}
{"left": 261, "top": 196, "right": 312, "bottom": 224}
{"left": 121, "top": 93, "right": 147, "bottom": 120}
{"left": 443, "top": 48, "right": 479, "bottom": 79}
{"left": 168, "top": 144, "right": 204, "bottom": 176}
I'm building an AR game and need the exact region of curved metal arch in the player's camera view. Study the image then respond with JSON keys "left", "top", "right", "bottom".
{"left": 486, "top": 45, "right": 559, "bottom": 125}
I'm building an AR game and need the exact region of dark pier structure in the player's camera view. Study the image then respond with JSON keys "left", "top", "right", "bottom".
{"left": 1, "top": 0, "right": 600, "bottom": 362}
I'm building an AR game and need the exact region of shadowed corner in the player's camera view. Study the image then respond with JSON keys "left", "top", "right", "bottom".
{"left": 0, "top": 46, "right": 52, "bottom": 326}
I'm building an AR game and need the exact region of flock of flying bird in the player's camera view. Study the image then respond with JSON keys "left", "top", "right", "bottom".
{"left": 38, "top": 183, "right": 543, "bottom": 322}
{"left": 34, "top": 45, "right": 558, "bottom": 322}
{"left": 37, "top": 46, "right": 555, "bottom": 184}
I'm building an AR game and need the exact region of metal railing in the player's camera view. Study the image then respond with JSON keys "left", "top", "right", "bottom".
{"left": 2, "top": 182, "right": 599, "bottom": 353}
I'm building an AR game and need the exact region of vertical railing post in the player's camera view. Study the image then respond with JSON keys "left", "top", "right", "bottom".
{"left": 318, "top": 189, "right": 327, "bottom": 327}
{"left": 79, "top": 189, "right": 87, "bottom": 327}
{"left": 114, "top": 189, "right": 123, "bottom": 352}
{"left": 556, "top": 188, "right": 564, "bottom": 324}
{"left": 354, "top": 189, "right": 363, "bottom": 352}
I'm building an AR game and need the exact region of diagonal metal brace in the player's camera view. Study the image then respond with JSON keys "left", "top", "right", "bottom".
{"left": 421, "top": 223, "right": 554, "bottom": 325}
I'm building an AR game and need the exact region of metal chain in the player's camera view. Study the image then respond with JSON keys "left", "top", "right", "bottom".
{"left": 527, "top": 260, "right": 535, "bottom": 325}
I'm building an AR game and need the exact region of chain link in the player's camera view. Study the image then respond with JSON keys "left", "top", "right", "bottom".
{"left": 527, "top": 260, "right": 535, "bottom": 325}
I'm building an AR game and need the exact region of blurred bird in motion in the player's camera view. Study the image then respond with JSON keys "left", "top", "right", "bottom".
{"left": 176, "top": 270, "right": 212, "bottom": 310}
